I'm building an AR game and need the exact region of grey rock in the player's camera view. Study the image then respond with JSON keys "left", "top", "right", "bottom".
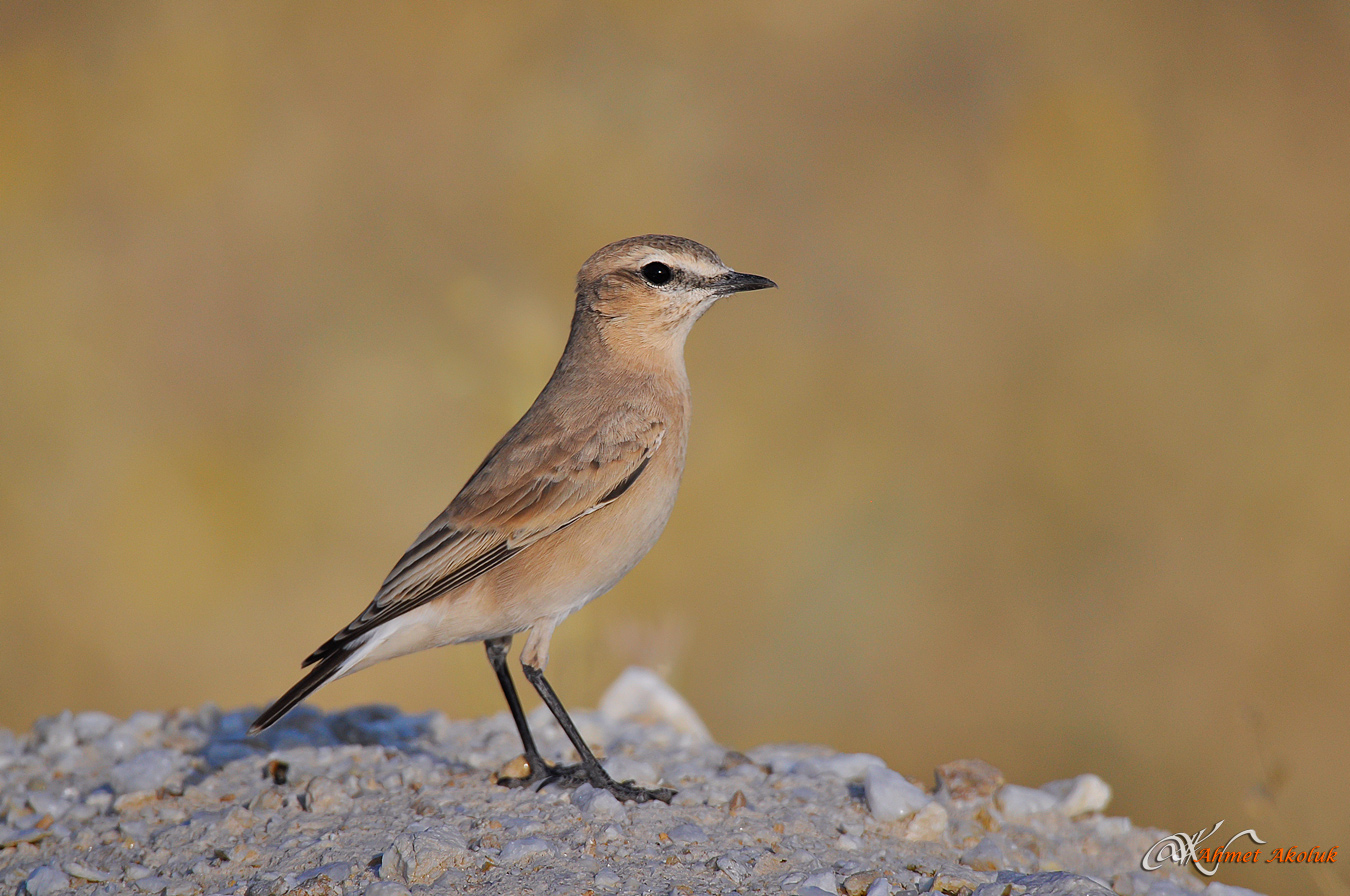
{"left": 363, "top": 885, "right": 412, "bottom": 896}
{"left": 61, "top": 862, "right": 113, "bottom": 883}
{"left": 109, "top": 749, "right": 178, "bottom": 793}
{"left": 996, "top": 784, "right": 1060, "bottom": 819}
{"left": 801, "top": 870, "right": 839, "bottom": 893}
{"left": 973, "top": 871, "right": 1114, "bottom": 895}
{"left": 865, "top": 878, "right": 892, "bottom": 896}
{"left": 667, "top": 822, "right": 706, "bottom": 844}
{"left": 716, "top": 854, "right": 752, "bottom": 885}
{"left": 301, "top": 776, "right": 353, "bottom": 814}
{"left": 22, "top": 867, "right": 70, "bottom": 896}
{"left": 863, "top": 766, "right": 931, "bottom": 822}
{"left": 593, "top": 869, "right": 621, "bottom": 890}
{"left": 73, "top": 712, "right": 118, "bottom": 743}
{"left": 960, "top": 836, "right": 1007, "bottom": 871}
{"left": 598, "top": 667, "right": 711, "bottom": 742}
{"left": 1042, "top": 774, "right": 1112, "bottom": 816}
{"left": 27, "top": 791, "right": 72, "bottom": 818}
{"left": 382, "top": 827, "right": 472, "bottom": 884}
{"left": 499, "top": 836, "right": 556, "bottom": 863}
{"left": 790, "top": 753, "right": 886, "bottom": 780}
{"left": 572, "top": 783, "right": 626, "bottom": 822}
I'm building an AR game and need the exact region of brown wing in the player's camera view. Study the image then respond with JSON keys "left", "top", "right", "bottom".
{"left": 303, "top": 407, "right": 665, "bottom": 666}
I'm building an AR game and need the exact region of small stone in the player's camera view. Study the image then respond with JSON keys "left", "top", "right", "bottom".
{"left": 865, "top": 878, "right": 892, "bottom": 896}
{"left": 902, "top": 801, "right": 949, "bottom": 842}
{"left": 863, "top": 766, "right": 932, "bottom": 822}
{"left": 1202, "top": 884, "right": 1266, "bottom": 896}
{"left": 801, "top": 870, "right": 838, "bottom": 893}
{"left": 495, "top": 754, "right": 532, "bottom": 781}
{"left": 933, "top": 869, "right": 997, "bottom": 893}
{"left": 790, "top": 753, "right": 887, "bottom": 780}
{"left": 995, "top": 784, "right": 1059, "bottom": 819}
{"left": 960, "top": 836, "right": 1007, "bottom": 871}
{"left": 499, "top": 837, "right": 555, "bottom": 863}
{"left": 22, "top": 866, "right": 69, "bottom": 896}
{"left": 72, "top": 712, "right": 118, "bottom": 743}
{"left": 110, "top": 749, "right": 179, "bottom": 794}
{"left": 296, "top": 862, "right": 352, "bottom": 885}
{"left": 124, "top": 864, "right": 154, "bottom": 880}
{"left": 27, "top": 792, "right": 71, "bottom": 818}
{"left": 1042, "top": 774, "right": 1111, "bottom": 816}
{"left": 60, "top": 862, "right": 112, "bottom": 882}
{"left": 301, "top": 776, "right": 353, "bottom": 814}
{"left": 132, "top": 877, "right": 174, "bottom": 894}
{"left": 361, "top": 879, "right": 407, "bottom": 895}
{"left": 841, "top": 871, "right": 879, "bottom": 896}
{"left": 716, "top": 854, "right": 751, "bottom": 885}
{"left": 572, "top": 784, "right": 626, "bottom": 822}
{"left": 597, "top": 667, "right": 711, "bottom": 742}
{"left": 363, "top": 884, "right": 411, "bottom": 896}
{"left": 601, "top": 756, "right": 658, "bottom": 787}
{"left": 34, "top": 712, "right": 78, "bottom": 753}
{"left": 112, "top": 790, "right": 160, "bottom": 813}
{"left": 935, "top": 759, "right": 1004, "bottom": 803}
{"left": 593, "top": 869, "right": 621, "bottom": 890}
{"left": 667, "top": 823, "right": 706, "bottom": 844}
{"left": 728, "top": 790, "right": 748, "bottom": 812}
{"left": 383, "top": 828, "right": 473, "bottom": 883}
{"left": 836, "top": 833, "right": 862, "bottom": 850}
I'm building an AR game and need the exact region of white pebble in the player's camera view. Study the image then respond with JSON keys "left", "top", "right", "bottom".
{"left": 801, "top": 870, "right": 838, "bottom": 893}
{"left": 499, "top": 837, "right": 556, "bottom": 863}
{"left": 863, "top": 766, "right": 931, "bottom": 822}
{"left": 22, "top": 866, "right": 69, "bottom": 896}
{"left": 866, "top": 878, "right": 892, "bottom": 896}
{"left": 836, "top": 833, "right": 862, "bottom": 851}
{"left": 72, "top": 712, "right": 118, "bottom": 743}
{"left": 791, "top": 753, "right": 886, "bottom": 780}
{"left": 60, "top": 862, "right": 111, "bottom": 883}
{"left": 995, "top": 784, "right": 1059, "bottom": 819}
{"left": 598, "top": 667, "right": 712, "bottom": 742}
{"left": 1042, "top": 774, "right": 1112, "bottom": 816}
{"left": 592, "top": 869, "right": 621, "bottom": 890}
{"left": 572, "top": 784, "right": 626, "bottom": 822}
{"left": 903, "top": 801, "right": 948, "bottom": 842}
{"left": 382, "top": 828, "right": 472, "bottom": 884}
{"left": 109, "top": 749, "right": 178, "bottom": 794}
{"left": 302, "top": 776, "right": 354, "bottom": 814}
{"left": 716, "top": 855, "right": 752, "bottom": 885}
{"left": 667, "top": 823, "right": 706, "bottom": 844}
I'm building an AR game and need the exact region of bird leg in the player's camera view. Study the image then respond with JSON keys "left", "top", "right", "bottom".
{"left": 520, "top": 661, "right": 677, "bottom": 804}
{"left": 485, "top": 637, "right": 556, "bottom": 787}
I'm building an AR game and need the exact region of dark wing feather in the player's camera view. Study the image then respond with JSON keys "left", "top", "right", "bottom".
{"left": 302, "top": 408, "right": 665, "bottom": 667}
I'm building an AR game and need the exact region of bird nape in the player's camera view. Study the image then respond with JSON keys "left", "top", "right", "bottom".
{"left": 250, "top": 235, "right": 776, "bottom": 803}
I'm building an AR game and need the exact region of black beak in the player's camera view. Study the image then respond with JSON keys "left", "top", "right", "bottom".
{"left": 714, "top": 270, "right": 777, "bottom": 297}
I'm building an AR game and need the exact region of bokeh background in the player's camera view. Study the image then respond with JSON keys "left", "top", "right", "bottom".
{"left": 3, "top": 4, "right": 1347, "bottom": 893}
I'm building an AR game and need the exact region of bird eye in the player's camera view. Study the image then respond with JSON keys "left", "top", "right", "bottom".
{"left": 640, "top": 261, "right": 673, "bottom": 285}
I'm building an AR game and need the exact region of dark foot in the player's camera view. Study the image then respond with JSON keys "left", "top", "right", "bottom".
{"left": 497, "top": 756, "right": 676, "bottom": 804}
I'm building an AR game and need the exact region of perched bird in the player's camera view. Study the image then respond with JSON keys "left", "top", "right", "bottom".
{"left": 250, "top": 235, "right": 775, "bottom": 802}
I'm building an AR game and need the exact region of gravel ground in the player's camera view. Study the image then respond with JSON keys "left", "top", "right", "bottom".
{"left": 1, "top": 669, "right": 1261, "bottom": 896}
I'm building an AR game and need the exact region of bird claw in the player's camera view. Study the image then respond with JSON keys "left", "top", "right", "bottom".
{"left": 496, "top": 757, "right": 676, "bottom": 804}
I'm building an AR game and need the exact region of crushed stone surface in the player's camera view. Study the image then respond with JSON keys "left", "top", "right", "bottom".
{"left": 0, "top": 669, "right": 1256, "bottom": 896}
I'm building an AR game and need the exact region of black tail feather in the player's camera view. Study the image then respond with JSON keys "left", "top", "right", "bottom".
{"left": 249, "top": 648, "right": 351, "bottom": 734}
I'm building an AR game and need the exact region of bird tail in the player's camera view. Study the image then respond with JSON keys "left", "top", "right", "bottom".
{"left": 248, "top": 647, "right": 352, "bottom": 734}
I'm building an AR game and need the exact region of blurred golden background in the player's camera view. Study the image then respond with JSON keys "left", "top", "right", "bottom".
{"left": 2, "top": 4, "right": 1346, "bottom": 893}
